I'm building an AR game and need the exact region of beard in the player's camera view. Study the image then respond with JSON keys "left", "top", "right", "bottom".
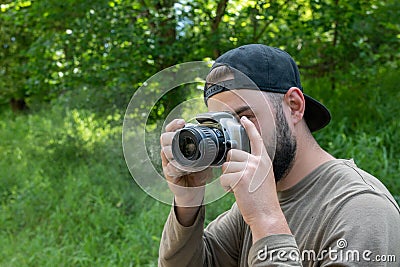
{"left": 271, "top": 107, "right": 297, "bottom": 183}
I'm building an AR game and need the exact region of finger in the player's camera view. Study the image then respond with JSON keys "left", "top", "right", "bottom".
{"left": 160, "top": 149, "right": 168, "bottom": 168}
{"left": 161, "top": 150, "right": 187, "bottom": 179}
{"left": 160, "top": 132, "right": 176, "bottom": 146}
{"left": 166, "top": 161, "right": 187, "bottom": 179}
{"left": 221, "top": 161, "right": 246, "bottom": 174}
{"left": 165, "top": 119, "right": 185, "bottom": 132}
{"left": 226, "top": 149, "right": 251, "bottom": 162}
{"left": 220, "top": 172, "right": 244, "bottom": 192}
{"left": 240, "top": 116, "right": 265, "bottom": 156}
{"left": 162, "top": 145, "right": 174, "bottom": 161}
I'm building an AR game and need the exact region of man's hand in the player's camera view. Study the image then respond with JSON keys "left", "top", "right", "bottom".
{"left": 220, "top": 116, "right": 291, "bottom": 243}
{"left": 160, "top": 119, "right": 212, "bottom": 225}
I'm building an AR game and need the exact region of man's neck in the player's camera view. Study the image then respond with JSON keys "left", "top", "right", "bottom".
{"left": 276, "top": 136, "right": 335, "bottom": 192}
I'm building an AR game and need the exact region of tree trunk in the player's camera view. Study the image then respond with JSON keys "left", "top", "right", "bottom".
{"left": 10, "top": 98, "right": 28, "bottom": 112}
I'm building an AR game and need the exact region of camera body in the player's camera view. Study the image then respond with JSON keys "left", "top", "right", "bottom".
{"left": 171, "top": 112, "right": 250, "bottom": 171}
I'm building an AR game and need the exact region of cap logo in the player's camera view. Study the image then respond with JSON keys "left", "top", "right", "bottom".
{"left": 204, "top": 84, "right": 228, "bottom": 99}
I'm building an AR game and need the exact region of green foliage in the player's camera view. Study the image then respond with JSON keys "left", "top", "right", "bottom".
{"left": 0, "top": 106, "right": 160, "bottom": 265}
{"left": 307, "top": 69, "right": 400, "bottom": 194}
{"left": 0, "top": 0, "right": 189, "bottom": 113}
{"left": 1, "top": 0, "right": 399, "bottom": 112}
{"left": 0, "top": 105, "right": 235, "bottom": 265}
{"left": 0, "top": 0, "right": 399, "bottom": 265}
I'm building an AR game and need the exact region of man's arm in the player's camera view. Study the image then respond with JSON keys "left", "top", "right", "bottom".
{"left": 158, "top": 202, "right": 244, "bottom": 267}
{"left": 219, "top": 116, "right": 292, "bottom": 243}
{"left": 159, "top": 201, "right": 304, "bottom": 267}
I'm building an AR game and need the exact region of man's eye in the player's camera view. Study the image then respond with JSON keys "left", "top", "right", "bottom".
{"left": 239, "top": 114, "right": 255, "bottom": 119}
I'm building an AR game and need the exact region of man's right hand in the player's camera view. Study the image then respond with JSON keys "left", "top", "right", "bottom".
{"left": 160, "top": 119, "right": 212, "bottom": 225}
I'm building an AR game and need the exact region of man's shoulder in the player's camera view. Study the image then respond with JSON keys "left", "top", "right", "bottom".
{"left": 316, "top": 159, "right": 399, "bottom": 213}
{"left": 319, "top": 159, "right": 392, "bottom": 195}
{"left": 280, "top": 158, "right": 399, "bottom": 213}
{"left": 292, "top": 159, "right": 400, "bottom": 256}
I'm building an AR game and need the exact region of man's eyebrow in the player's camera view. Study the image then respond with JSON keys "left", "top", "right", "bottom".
{"left": 233, "top": 106, "right": 252, "bottom": 115}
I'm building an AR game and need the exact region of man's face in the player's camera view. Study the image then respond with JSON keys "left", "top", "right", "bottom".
{"left": 207, "top": 89, "right": 297, "bottom": 182}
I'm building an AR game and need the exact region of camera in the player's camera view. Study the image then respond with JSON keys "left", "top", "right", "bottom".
{"left": 171, "top": 112, "right": 250, "bottom": 171}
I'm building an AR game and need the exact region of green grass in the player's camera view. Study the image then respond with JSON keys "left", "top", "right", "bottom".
{"left": 0, "top": 70, "right": 399, "bottom": 266}
{"left": 0, "top": 106, "right": 236, "bottom": 266}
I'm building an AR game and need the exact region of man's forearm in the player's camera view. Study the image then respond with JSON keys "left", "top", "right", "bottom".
{"left": 174, "top": 205, "right": 202, "bottom": 226}
{"left": 249, "top": 210, "right": 292, "bottom": 244}
{"left": 159, "top": 204, "right": 205, "bottom": 267}
{"left": 173, "top": 187, "right": 205, "bottom": 226}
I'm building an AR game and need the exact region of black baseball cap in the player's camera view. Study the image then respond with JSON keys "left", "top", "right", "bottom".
{"left": 204, "top": 44, "right": 331, "bottom": 132}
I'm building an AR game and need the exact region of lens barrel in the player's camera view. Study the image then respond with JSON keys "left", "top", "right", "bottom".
{"left": 172, "top": 126, "right": 226, "bottom": 169}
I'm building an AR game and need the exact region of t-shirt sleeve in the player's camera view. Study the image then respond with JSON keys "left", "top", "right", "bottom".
{"left": 158, "top": 202, "right": 244, "bottom": 267}
{"left": 158, "top": 204, "right": 205, "bottom": 267}
{"left": 318, "top": 192, "right": 400, "bottom": 266}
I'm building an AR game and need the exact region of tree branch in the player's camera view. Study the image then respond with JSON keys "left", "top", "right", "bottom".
{"left": 210, "top": 0, "right": 229, "bottom": 58}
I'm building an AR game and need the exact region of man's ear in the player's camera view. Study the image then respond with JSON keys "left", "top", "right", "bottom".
{"left": 283, "top": 87, "right": 305, "bottom": 125}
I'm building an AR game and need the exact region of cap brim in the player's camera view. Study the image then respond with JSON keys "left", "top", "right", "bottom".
{"left": 303, "top": 94, "right": 331, "bottom": 132}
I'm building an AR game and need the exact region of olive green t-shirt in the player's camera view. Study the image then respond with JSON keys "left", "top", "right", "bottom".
{"left": 158, "top": 159, "right": 400, "bottom": 266}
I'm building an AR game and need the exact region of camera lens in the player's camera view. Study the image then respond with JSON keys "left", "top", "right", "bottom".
{"left": 172, "top": 126, "right": 226, "bottom": 170}
{"left": 179, "top": 135, "right": 198, "bottom": 160}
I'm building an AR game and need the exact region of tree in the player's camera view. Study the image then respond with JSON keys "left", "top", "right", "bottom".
{"left": 1, "top": 0, "right": 398, "bottom": 113}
